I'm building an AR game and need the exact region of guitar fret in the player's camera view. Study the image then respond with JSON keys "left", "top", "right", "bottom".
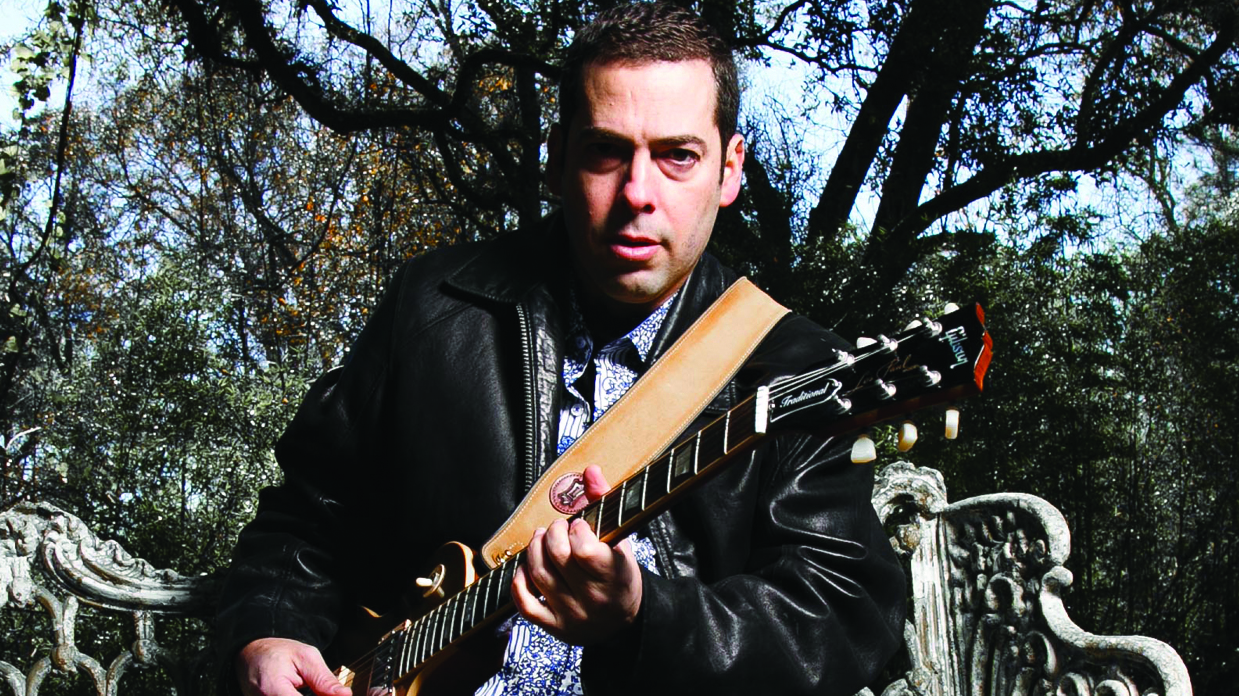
{"left": 426, "top": 609, "right": 439, "bottom": 658}
{"left": 463, "top": 580, "right": 475, "bottom": 630}
{"left": 394, "top": 632, "right": 406, "bottom": 679}
{"left": 427, "top": 608, "right": 441, "bottom": 659}
{"left": 665, "top": 450, "right": 674, "bottom": 492}
{"left": 404, "top": 626, "right": 414, "bottom": 674}
{"left": 582, "top": 501, "right": 600, "bottom": 532}
{"left": 413, "top": 615, "right": 429, "bottom": 667}
{"left": 433, "top": 605, "right": 448, "bottom": 653}
{"left": 412, "top": 622, "right": 421, "bottom": 670}
{"left": 671, "top": 440, "right": 693, "bottom": 488}
{"left": 640, "top": 466, "right": 649, "bottom": 510}
{"left": 484, "top": 568, "right": 497, "bottom": 617}
{"left": 443, "top": 600, "right": 456, "bottom": 646}
{"left": 643, "top": 458, "right": 669, "bottom": 513}
{"left": 473, "top": 574, "right": 487, "bottom": 626}
{"left": 622, "top": 477, "right": 641, "bottom": 522}
{"left": 450, "top": 594, "right": 463, "bottom": 640}
{"left": 495, "top": 560, "right": 511, "bottom": 609}
{"left": 447, "top": 598, "right": 458, "bottom": 644}
{"left": 502, "top": 560, "right": 514, "bottom": 604}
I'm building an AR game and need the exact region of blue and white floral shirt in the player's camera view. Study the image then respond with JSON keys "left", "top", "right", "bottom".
{"left": 474, "top": 290, "right": 677, "bottom": 696}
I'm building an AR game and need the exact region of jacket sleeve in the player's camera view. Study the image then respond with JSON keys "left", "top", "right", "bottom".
{"left": 580, "top": 432, "right": 906, "bottom": 696}
{"left": 213, "top": 265, "right": 405, "bottom": 664}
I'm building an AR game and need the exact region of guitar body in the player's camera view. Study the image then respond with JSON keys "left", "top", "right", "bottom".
{"left": 330, "top": 542, "right": 508, "bottom": 696}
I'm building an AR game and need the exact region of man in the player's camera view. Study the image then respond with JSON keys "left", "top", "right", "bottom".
{"left": 216, "top": 4, "right": 906, "bottom": 695}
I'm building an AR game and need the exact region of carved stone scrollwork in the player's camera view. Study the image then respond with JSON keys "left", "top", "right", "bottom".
{"left": 3, "top": 464, "right": 1197, "bottom": 696}
{"left": 0, "top": 502, "right": 222, "bottom": 696}
{"left": 871, "top": 462, "right": 1193, "bottom": 696}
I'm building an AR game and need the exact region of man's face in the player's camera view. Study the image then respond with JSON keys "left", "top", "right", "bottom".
{"left": 549, "top": 59, "right": 745, "bottom": 320}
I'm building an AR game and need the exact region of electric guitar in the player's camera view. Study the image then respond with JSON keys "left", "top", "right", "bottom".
{"left": 330, "top": 303, "right": 993, "bottom": 696}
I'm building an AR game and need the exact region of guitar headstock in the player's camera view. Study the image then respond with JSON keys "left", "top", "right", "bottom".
{"left": 758, "top": 303, "right": 992, "bottom": 444}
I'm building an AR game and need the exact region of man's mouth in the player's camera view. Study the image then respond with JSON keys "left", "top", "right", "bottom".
{"left": 609, "top": 236, "right": 660, "bottom": 262}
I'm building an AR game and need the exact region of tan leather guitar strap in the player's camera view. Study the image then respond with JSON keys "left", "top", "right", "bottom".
{"left": 480, "top": 277, "right": 788, "bottom": 567}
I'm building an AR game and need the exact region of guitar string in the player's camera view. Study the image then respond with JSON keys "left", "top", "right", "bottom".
{"left": 340, "top": 325, "right": 939, "bottom": 682}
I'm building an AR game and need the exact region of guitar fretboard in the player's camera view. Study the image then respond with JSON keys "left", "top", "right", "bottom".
{"left": 380, "top": 395, "right": 764, "bottom": 684}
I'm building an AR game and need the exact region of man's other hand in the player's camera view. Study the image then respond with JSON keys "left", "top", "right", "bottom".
{"left": 511, "top": 465, "right": 643, "bottom": 645}
{"left": 236, "top": 637, "right": 352, "bottom": 696}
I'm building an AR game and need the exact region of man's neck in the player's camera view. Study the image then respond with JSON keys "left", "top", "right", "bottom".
{"left": 573, "top": 281, "right": 684, "bottom": 346}
{"left": 574, "top": 291, "right": 648, "bottom": 346}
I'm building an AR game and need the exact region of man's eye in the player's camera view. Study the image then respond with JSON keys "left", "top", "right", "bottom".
{"left": 582, "top": 142, "right": 625, "bottom": 169}
{"left": 664, "top": 148, "right": 699, "bottom": 164}
{"left": 587, "top": 142, "right": 623, "bottom": 159}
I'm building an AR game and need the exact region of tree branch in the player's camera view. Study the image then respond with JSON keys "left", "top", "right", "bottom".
{"left": 897, "top": 9, "right": 1236, "bottom": 243}
{"left": 805, "top": 0, "right": 956, "bottom": 247}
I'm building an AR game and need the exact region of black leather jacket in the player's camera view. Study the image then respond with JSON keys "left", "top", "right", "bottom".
{"left": 215, "top": 220, "right": 906, "bottom": 695}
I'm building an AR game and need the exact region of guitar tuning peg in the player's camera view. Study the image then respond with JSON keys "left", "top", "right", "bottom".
{"left": 944, "top": 407, "right": 960, "bottom": 440}
{"left": 855, "top": 336, "right": 877, "bottom": 349}
{"left": 851, "top": 432, "right": 877, "bottom": 464}
{"left": 903, "top": 319, "right": 923, "bottom": 331}
{"left": 943, "top": 302, "right": 961, "bottom": 314}
{"left": 897, "top": 420, "right": 918, "bottom": 452}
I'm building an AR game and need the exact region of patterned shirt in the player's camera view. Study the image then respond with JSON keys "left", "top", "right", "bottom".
{"left": 474, "top": 290, "right": 677, "bottom": 696}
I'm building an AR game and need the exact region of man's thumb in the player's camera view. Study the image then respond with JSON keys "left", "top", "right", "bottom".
{"left": 299, "top": 653, "right": 351, "bottom": 696}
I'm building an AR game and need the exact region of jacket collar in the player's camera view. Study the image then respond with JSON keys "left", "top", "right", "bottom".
{"left": 444, "top": 211, "right": 740, "bottom": 356}
{"left": 444, "top": 215, "right": 566, "bottom": 303}
{"left": 647, "top": 250, "right": 739, "bottom": 363}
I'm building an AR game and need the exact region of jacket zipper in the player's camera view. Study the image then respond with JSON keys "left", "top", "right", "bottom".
{"left": 516, "top": 302, "right": 538, "bottom": 494}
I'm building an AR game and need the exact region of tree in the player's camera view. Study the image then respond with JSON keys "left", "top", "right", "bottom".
{"left": 140, "top": 0, "right": 1239, "bottom": 334}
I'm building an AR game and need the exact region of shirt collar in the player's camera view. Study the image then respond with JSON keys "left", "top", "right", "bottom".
{"left": 564, "top": 288, "right": 681, "bottom": 365}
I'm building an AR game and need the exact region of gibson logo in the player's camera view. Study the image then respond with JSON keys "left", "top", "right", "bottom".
{"left": 940, "top": 326, "right": 969, "bottom": 368}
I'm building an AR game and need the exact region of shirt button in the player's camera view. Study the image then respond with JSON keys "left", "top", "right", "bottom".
{"left": 570, "top": 403, "right": 585, "bottom": 416}
{"left": 574, "top": 336, "right": 589, "bottom": 351}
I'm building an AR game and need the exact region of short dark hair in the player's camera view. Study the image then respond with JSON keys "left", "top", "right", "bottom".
{"left": 558, "top": 2, "right": 740, "bottom": 145}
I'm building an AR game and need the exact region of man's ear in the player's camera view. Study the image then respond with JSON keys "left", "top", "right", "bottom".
{"left": 546, "top": 123, "right": 564, "bottom": 196}
{"left": 719, "top": 133, "right": 745, "bottom": 208}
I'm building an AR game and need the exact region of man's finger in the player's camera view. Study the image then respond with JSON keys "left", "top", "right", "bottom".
{"left": 524, "top": 527, "right": 564, "bottom": 597}
{"left": 511, "top": 564, "right": 557, "bottom": 627}
{"left": 542, "top": 518, "right": 575, "bottom": 569}
{"left": 566, "top": 518, "right": 619, "bottom": 579}
{"left": 522, "top": 527, "right": 577, "bottom": 613}
{"left": 581, "top": 465, "right": 610, "bottom": 500}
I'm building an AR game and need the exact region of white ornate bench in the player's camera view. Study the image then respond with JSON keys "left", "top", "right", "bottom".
{"left": 0, "top": 462, "right": 1193, "bottom": 695}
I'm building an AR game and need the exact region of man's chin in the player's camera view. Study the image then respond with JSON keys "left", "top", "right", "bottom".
{"left": 600, "top": 273, "right": 668, "bottom": 304}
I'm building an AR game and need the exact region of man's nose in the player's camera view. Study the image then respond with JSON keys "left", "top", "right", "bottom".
{"left": 621, "top": 153, "right": 656, "bottom": 214}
